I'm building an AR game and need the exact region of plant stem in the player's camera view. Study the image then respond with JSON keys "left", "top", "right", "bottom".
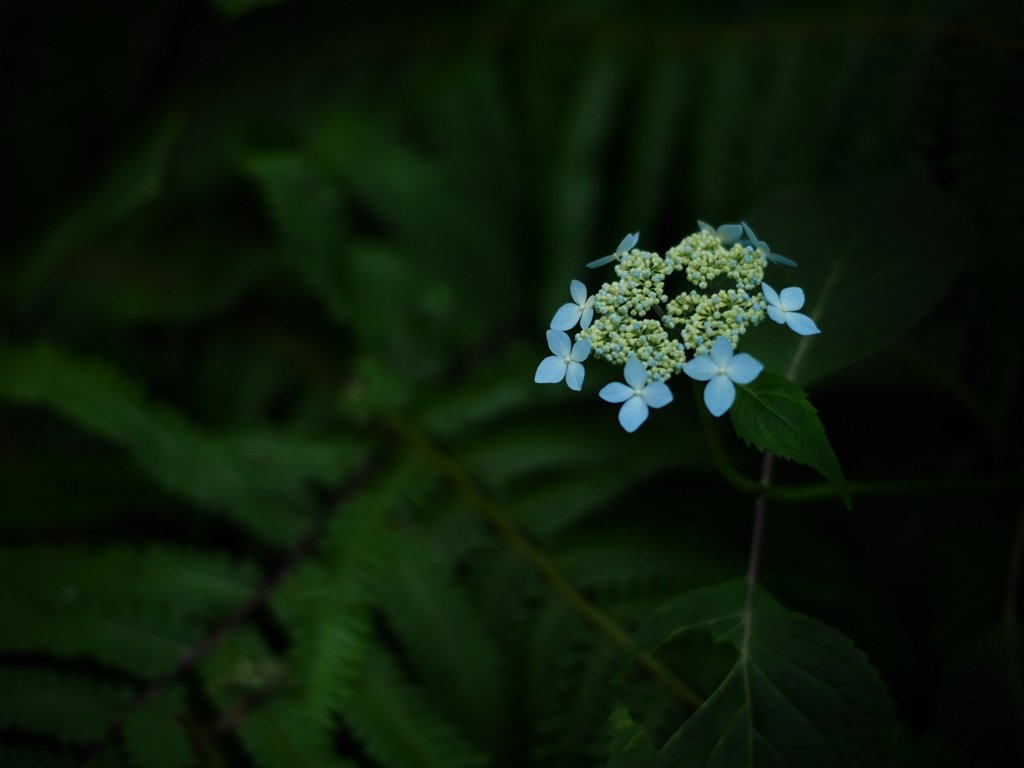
{"left": 692, "top": 380, "right": 763, "bottom": 494}
{"left": 742, "top": 451, "right": 775, "bottom": 662}
{"left": 382, "top": 411, "right": 705, "bottom": 709}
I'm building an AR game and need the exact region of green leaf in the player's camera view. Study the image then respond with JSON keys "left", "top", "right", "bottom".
{"left": 730, "top": 373, "right": 851, "bottom": 508}
{"left": 625, "top": 578, "right": 895, "bottom": 768}
{"left": 607, "top": 706, "right": 658, "bottom": 768}
{"left": 739, "top": 172, "right": 971, "bottom": 386}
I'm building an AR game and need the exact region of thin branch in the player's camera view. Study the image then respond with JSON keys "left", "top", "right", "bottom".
{"left": 382, "top": 411, "right": 705, "bottom": 709}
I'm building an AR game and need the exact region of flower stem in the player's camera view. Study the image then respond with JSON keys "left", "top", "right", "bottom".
{"left": 692, "top": 379, "right": 763, "bottom": 494}
{"left": 381, "top": 410, "right": 704, "bottom": 709}
{"left": 742, "top": 451, "right": 775, "bottom": 661}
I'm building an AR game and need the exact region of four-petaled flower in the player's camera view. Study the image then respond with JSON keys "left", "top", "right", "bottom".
{"left": 741, "top": 222, "right": 797, "bottom": 267}
{"left": 535, "top": 330, "right": 591, "bottom": 391}
{"left": 587, "top": 232, "right": 639, "bottom": 269}
{"left": 684, "top": 336, "right": 764, "bottom": 417}
{"left": 697, "top": 220, "right": 744, "bottom": 246}
{"left": 550, "top": 280, "right": 596, "bottom": 331}
{"left": 761, "top": 283, "right": 820, "bottom": 336}
{"left": 598, "top": 357, "right": 673, "bottom": 432}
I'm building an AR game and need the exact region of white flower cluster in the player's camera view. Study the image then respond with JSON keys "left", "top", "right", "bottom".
{"left": 535, "top": 223, "right": 820, "bottom": 431}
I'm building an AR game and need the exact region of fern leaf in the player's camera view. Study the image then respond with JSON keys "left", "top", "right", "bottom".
{"left": 0, "top": 602, "right": 197, "bottom": 678}
{"left": 122, "top": 687, "right": 197, "bottom": 768}
{"left": 0, "top": 544, "right": 259, "bottom": 620}
{"left": 0, "top": 664, "right": 130, "bottom": 745}
{"left": 273, "top": 460, "right": 423, "bottom": 724}
{"left": 200, "top": 628, "right": 354, "bottom": 768}
{"left": 0, "top": 342, "right": 366, "bottom": 542}
{"left": 376, "top": 529, "right": 509, "bottom": 755}
{"left": 340, "top": 645, "right": 491, "bottom": 768}
{"left": 243, "top": 152, "right": 349, "bottom": 325}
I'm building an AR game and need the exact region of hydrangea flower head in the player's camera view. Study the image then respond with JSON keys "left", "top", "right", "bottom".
{"left": 761, "top": 283, "right": 820, "bottom": 335}
{"left": 587, "top": 232, "right": 640, "bottom": 269}
{"left": 598, "top": 356, "right": 673, "bottom": 432}
{"left": 683, "top": 335, "right": 763, "bottom": 417}
{"left": 740, "top": 222, "right": 797, "bottom": 267}
{"left": 535, "top": 330, "right": 591, "bottom": 390}
{"left": 550, "top": 280, "right": 596, "bottom": 331}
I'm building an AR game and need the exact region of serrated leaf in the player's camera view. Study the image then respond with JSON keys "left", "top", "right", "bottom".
{"left": 739, "top": 172, "right": 970, "bottom": 386}
{"left": 730, "top": 372, "right": 850, "bottom": 508}
{"left": 625, "top": 578, "right": 895, "bottom": 768}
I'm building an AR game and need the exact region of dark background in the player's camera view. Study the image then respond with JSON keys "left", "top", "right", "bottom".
{"left": 1, "top": 1, "right": 1023, "bottom": 766}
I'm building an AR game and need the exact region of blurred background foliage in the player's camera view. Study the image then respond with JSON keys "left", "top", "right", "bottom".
{"left": 1, "top": 0, "right": 1023, "bottom": 766}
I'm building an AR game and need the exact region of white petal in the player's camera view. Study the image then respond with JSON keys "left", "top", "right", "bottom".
{"left": 616, "top": 232, "right": 639, "bottom": 253}
{"left": 534, "top": 356, "right": 567, "bottom": 384}
{"left": 784, "top": 311, "right": 821, "bottom": 335}
{"left": 683, "top": 354, "right": 719, "bottom": 381}
{"left": 565, "top": 361, "right": 585, "bottom": 390}
{"left": 703, "top": 375, "right": 736, "bottom": 417}
{"left": 599, "top": 381, "right": 634, "bottom": 403}
{"left": 580, "top": 306, "right": 594, "bottom": 330}
{"left": 550, "top": 304, "right": 583, "bottom": 331}
{"left": 761, "top": 282, "right": 780, "bottom": 308}
{"left": 640, "top": 381, "right": 673, "bottom": 409}
{"left": 569, "top": 279, "right": 588, "bottom": 306}
{"left": 709, "top": 336, "right": 734, "bottom": 367}
{"left": 569, "top": 338, "right": 591, "bottom": 362}
{"left": 586, "top": 254, "right": 618, "bottom": 269}
{"left": 618, "top": 396, "right": 649, "bottom": 433}
{"left": 766, "top": 305, "right": 787, "bottom": 325}
{"left": 717, "top": 224, "right": 743, "bottom": 244}
{"left": 767, "top": 252, "right": 798, "bottom": 267}
{"left": 778, "top": 286, "right": 805, "bottom": 312}
{"left": 725, "top": 353, "right": 763, "bottom": 384}
{"left": 546, "top": 329, "right": 571, "bottom": 357}
{"left": 623, "top": 357, "right": 647, "bottom": 389}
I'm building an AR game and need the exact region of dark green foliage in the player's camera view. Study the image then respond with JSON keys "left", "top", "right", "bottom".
{"left": 2, "top": 1, "right": 1022, "bottom": 767}
{"left": 731, "top": 373, "right": 851, "bottom": 507}
{"left": 624, "top": 579, "right": 895, "bottom": 767}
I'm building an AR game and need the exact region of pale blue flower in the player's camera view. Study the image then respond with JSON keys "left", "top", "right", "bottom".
{"left": 598, "top": 356, "right": 673, "bottom": 432}
{"left": 740, "top": 222, "right": 797, "bottom": 267}
{"left": 761, "top": 283, "right": 820, "bottom": 335}
{"left": 587, "top": 232, "right": 639, "bottom": 269}
{"left": 535, "top": 330, "right": 591, "bottom": 391}
{"left": 550, "top": 280, "right": 596, "bottom": 330}
{"left": 697, "top": 220, "right": 744, "bottom": 246}
{"left": 684, "top": 335, "right": 763, "bottom": 417}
